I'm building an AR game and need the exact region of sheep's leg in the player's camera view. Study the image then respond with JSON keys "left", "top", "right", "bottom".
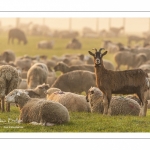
{"left": 107, "top": 95, "right": 112, "bottom": 116}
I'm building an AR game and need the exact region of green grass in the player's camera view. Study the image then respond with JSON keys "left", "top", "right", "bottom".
{"left": 0, "top": 34, "right": 148, "bottom": 132}
{"left": 0, "top": 106, "right": 150, "bottom": 132}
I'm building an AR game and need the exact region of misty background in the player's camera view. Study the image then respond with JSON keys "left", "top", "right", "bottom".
{"left": 0, "top": 18, "right": 150, "bottom": 36}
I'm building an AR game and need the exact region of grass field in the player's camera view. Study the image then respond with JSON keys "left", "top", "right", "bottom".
{"left": 0, "top": 34, "right": 149, "bottom": 133}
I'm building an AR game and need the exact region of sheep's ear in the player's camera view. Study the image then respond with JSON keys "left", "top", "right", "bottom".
{"left": 88, "top": 51, "right": 95, "bottom": 57}
{"left": 101, "top": 51, "right": 107, "bottom": 57}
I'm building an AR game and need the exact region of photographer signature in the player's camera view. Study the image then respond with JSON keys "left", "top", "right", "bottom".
{"left": 0, "top": 118, "right": 18, "bottom": 123}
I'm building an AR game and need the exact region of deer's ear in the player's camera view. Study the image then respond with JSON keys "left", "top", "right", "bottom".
{"left": 88, "top": 51, "right": 95, "bottom": 57}
{"left": 101, "top": 51, "right": 107, "bottom": 57}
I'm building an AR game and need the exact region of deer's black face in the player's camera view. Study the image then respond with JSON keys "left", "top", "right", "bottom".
{"left": 88, "top": 48, "right": 107, "bottom": 66}
{"left": 94, "top": 51, "right": 101, "bottom": 65}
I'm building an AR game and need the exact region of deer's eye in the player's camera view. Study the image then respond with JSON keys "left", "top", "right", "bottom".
{"left": 91, "top": 91, "right": 94, "bottom": 94}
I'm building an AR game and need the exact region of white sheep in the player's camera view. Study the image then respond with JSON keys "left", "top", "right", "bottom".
{"left": 86, "top": 87, "right": 141, "bottom": 116}
{"left": 47, "top": 88, "right": 91, "bottom": 112}
{"left": 0, "top": 65, "right": 20, "bottom": 112}
{"left": 5, "top": 89, "right": 70, "bottom": 126}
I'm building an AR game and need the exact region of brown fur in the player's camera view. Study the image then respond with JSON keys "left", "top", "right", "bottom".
{"left": 88, "top": 48, "right": 149, "bottom": 116}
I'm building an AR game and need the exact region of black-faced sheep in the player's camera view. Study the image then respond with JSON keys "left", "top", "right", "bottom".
{"left": 114, "top": 51, "right": 147, "bottom": 70}
{"left": 51, "top": 70, "right": 96, "bottom": 94}
{"left": 27, "top": 63, "right": 49, "bottom": 89}
{"left": 88, "top": 48, "right": 149, "bottom": 116}
{"left": 47, "top": 88, "right": 91, "bottom": 112}
{"left": 54, "top": 61, "right": 94, "bottom": 73}
{"left": 0, "top": 65, "right": 19, "bottom": 112}
{"left": 5, "top": 89, "right": 70, "bottom": 126}
{"left": 86, "top": 87, "right": 140, "bottom": 116}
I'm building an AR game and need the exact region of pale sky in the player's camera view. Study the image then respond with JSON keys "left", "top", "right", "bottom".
{"left": 0, "top": 18, "right": 150, "bottom": 34}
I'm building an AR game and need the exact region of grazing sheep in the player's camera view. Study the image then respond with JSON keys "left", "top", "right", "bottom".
{"left": 0, "top": 65, "right": 19, "bottom": 112}
{"left": 0, "top": 50, "right": 16, "bottom": 63}
{"left": 8, "top": 28, "right": 28, "bottom": 45}
{"left": 128, "top": 35, "right": 145, "bottom": 45}
{"left": 114, "top": 51, "right": 147, "bottom": 70}
{"left": 54, "top": 61, "right": 94, "bottom": 73}
{"left": 5, "top": 89, "right": 70, "bottom": 126}
{"left": 86, "top": 87, "right": 140, "bottom": 116}
{"left": 88, "top": 48, "right": 149, "bottom": 116}
{"left": 37, "top": 40, "right": 54, "bottom": 49}
{"left": 27, "top": 63, "right": 49, "bottom": 89}
{"left": 51, "top": 70, "right": 96, "bottom": 94}
{"left": 47, "top": 88, "right": 91, "bottom": 112}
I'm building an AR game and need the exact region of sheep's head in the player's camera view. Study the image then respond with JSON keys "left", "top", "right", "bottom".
{"left": 35, "top": 83, "right": 50, "bottom": 97}
{"left": 88, "top": 48, "right": 107, "bottom": 66}
{"left": 5, "top": 89, "right": 30, "bottom": 109}
{"left": 86, "top": 87, "right": 103, "bottom": 106}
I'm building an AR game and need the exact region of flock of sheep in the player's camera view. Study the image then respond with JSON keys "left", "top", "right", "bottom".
{"left": 1, "top": 39, "right": 150, "bottom": 127}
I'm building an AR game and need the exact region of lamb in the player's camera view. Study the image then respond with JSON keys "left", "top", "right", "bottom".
{"left": 5, "top": 89, "right": 70, "bottom": 126}
{"left": 51, "top": 70, "right": 96, "bottom": 94}
{"left": 27, "top": 63, "right": 49, "bottom": 89}
{"left": 0, "top": 65, "right": 19, "bottom": 112}
{"left": 54, "top": 61, "right": 94, "bottom": 73}
{"left": 47, "top": 88, "right": 91, "bottom": 112}
{"left": 25, "top": 83, "right": 50, "bottom": 98}
{"left": 0, "top": 50, "right": 16, "bottom": 63}
{"left": 114, "top": 51, "right": 147, "bottom": 70}
{"left": 88, "top": 48, "right": 149, "bottom": 116}
{"left": 86, "top": 87, "right": 140, "bottom": 116}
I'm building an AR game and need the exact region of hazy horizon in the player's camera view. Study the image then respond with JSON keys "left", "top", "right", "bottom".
{"left": 0, "top": 18, "right": 150, "bottom": 34}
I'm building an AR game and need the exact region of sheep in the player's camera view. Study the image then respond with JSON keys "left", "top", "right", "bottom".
{"left": 103, "top": 40, "right": 119, "bottom": 53}
{"left": 25, "top": 83, "right": 50, "bottom": 98}
{"left": 5, "top": 89, "right": 70, "bottom": 126}
{"left": 88, "top": 48, "right": 149, "bottom": 116}
{"left": 15, "top": 58, "right": 32, "bottom": 71}
{"left": 18, "top": 79, "right": 27, "bottom": 89}
{"left": 0, "top": 50, "right": 16, "bottom": 63}
{"left": 51, "top": 70, "right": 96, "bottom": 94}
{"left": 114, "top": 51, "right": 147, "bottom": 70}
{"left": 54, "top": 61, "right": 94, "bottom": 73}
{"left": 37, "top": 40, "right": 54, "bottom": 49}
{"left": 86, "top": 87, "right": 140, "bottom": 116}
{"left": 47, "top": 88, "right": 91, "bottom": 112}
{"left": 0, "top": 65, "right": 19, "bottom": 112}
{"left": 66, "top": 38, "right": 82, "bottom": 49}
{"left": 8, "top": 28, "right": 28, "bottom": 45}
{"left": 27, "top": 63, "right": 49, "bottom": 89}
